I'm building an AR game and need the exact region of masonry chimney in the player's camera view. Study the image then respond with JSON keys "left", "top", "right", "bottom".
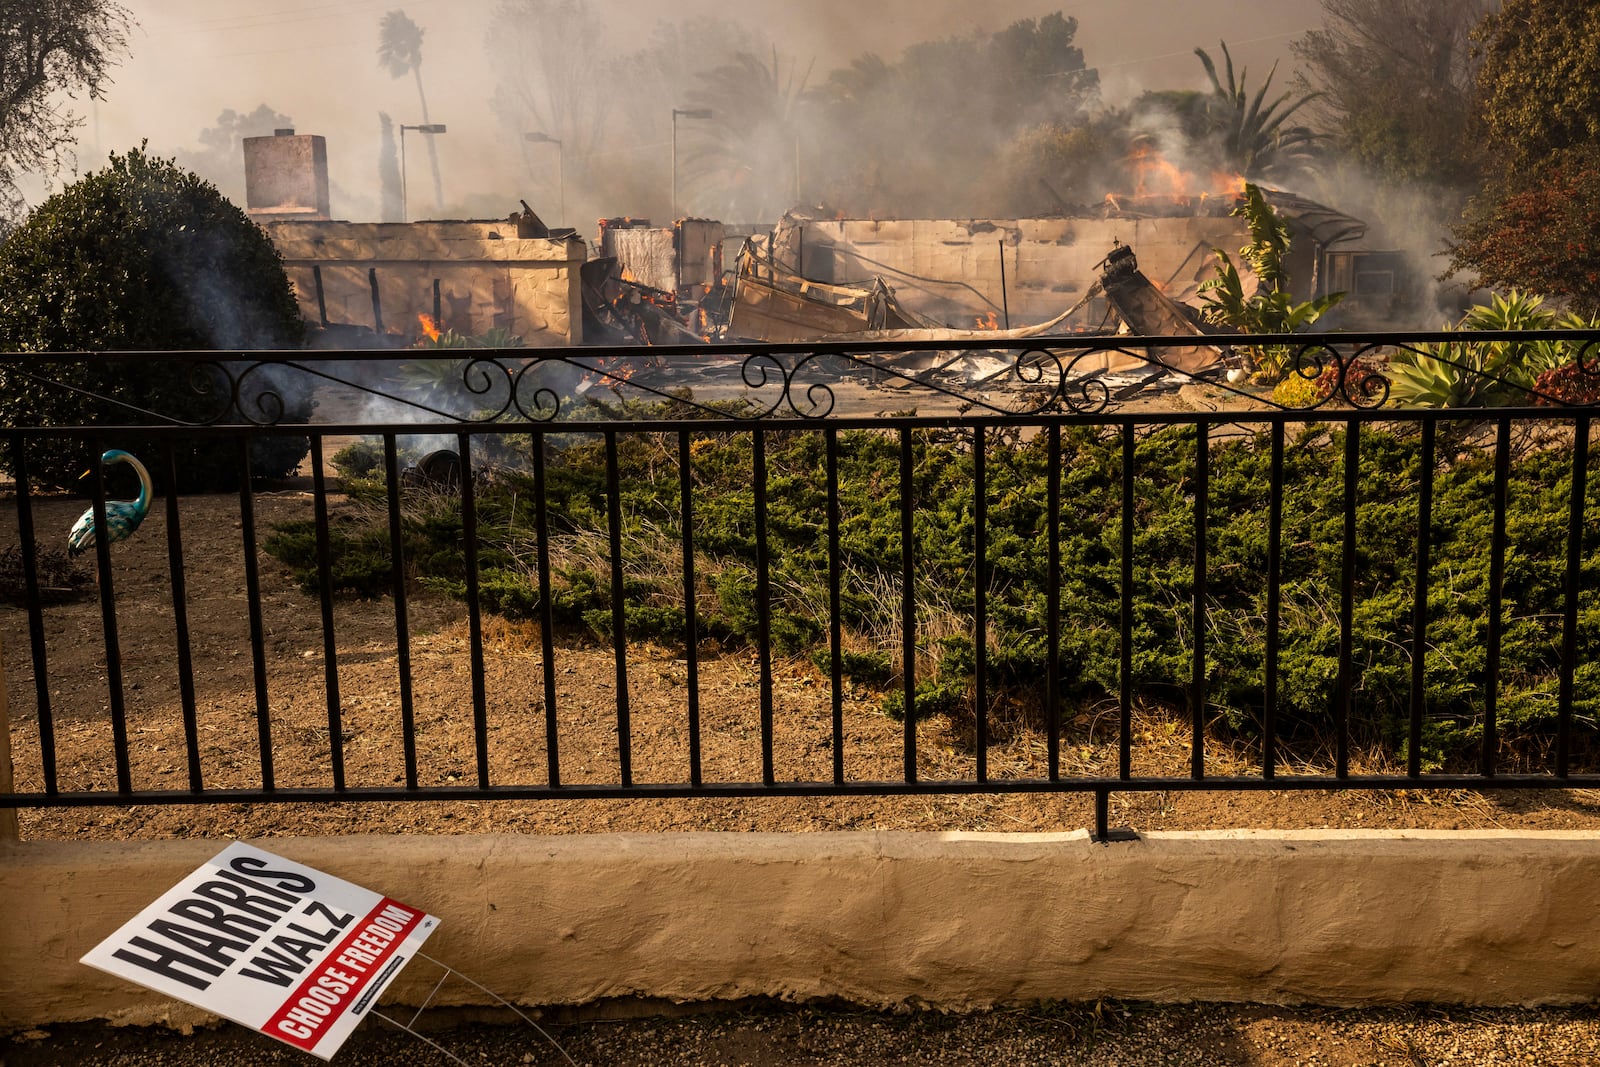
{"left": 243, "top": 132, "right": 331, "bottom": 221}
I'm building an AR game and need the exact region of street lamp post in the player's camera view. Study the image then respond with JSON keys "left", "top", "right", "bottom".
{"left": 399, "top": 123, "right": 447, "bottom": 222}
{"left": 670, "top": 107, "right": 713, "bottom": 221}
{"left": 524, "top": 132, "right": 564, "bottom": 223}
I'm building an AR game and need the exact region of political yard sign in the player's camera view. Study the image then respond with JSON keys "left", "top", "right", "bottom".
{"left": 82, "top": 842, "right": 440, "bottom": 1061}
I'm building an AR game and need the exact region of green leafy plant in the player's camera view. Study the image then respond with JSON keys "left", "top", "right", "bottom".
{"left": 1198, "top": 183, "right": 1345, "bottom": 381}
{"left": 1387, "top": 290, "right": 1600, "bottom": 408}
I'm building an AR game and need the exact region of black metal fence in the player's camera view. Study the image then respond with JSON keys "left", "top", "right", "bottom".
{"left": 2, "top": 333, "right": 1599, "bottom": 840}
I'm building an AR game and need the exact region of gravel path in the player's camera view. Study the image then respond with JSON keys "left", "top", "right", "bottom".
{"left": 8, "top": 1001, "right": 1600, "bottom": 1066}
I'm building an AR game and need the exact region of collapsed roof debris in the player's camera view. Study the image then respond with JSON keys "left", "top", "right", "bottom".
{"left": 574, "top": 179, "right": 1383, "bottom": 399}
{"left": 1094, "top": 240, "right": 1227, "bottom": 377}
{"left": 726, "top": 237, "right": 934, "bottom": 342}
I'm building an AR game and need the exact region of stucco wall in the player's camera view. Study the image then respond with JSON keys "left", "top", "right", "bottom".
{"left": 265, "top": 221, "right": 586, "bottom": 346}
{"left": 5, "top": 829, "right": 1600, "bottom": 1031}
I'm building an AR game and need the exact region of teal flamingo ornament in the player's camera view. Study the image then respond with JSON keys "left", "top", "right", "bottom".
{"left": 67, "top": 449, "right": 153, "bottom": 556}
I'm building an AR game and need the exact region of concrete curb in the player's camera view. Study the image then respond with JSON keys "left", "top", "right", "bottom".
{"left": 6, "top": 829, "right": 1599, "bottom": 1029}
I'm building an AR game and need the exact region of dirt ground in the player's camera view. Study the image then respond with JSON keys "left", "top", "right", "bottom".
{"left": 4, "top": 484, "right": 1600, "bottom": 1065}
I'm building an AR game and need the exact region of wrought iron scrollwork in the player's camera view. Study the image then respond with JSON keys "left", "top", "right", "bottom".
{"left": 17, "top": 329, "right": 1600, "bottom": 432}
{"left": 177, "top": 359, "right": 239, "bottom": 425}
{"left": 509, "top": 357, "right": 565, "bottom": 422}
{"left": 230, "top": 361, "right": 291, "bottom": 425}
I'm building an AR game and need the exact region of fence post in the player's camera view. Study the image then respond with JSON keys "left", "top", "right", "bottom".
{"left": 0, "top": 630, "right": 18, "bottom": 840}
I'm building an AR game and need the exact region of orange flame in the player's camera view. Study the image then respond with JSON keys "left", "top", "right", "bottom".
{"left": 973, "top": 312, "right": 999, "bottom": 331}
{"left": 1127, "top": 144, "right": 1190, "bottom": 198}
{"left": 1211, "top": 171, "right": 1248, "bottom": 195}
{"left": 418, "top": 313, "right": 442, "bottom": 343}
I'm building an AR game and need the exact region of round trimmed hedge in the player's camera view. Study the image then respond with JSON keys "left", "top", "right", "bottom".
{"left": 0, "top": 147, "right": 310, "bottom": 489}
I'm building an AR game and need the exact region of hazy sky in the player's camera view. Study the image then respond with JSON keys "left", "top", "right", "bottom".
{"left": 83, "top": 0, "right": 1327, "bottom": 220}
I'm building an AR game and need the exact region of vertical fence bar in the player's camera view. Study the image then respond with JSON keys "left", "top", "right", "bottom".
{"left": 1557, "top": 416, "right": 1590, "bottom": 779}
{"left": 1046, "top": 424, "right": 1062, "bottom": 782}
{"left": 755, "top": 429, "right": 775, "bottom": 787}
{"left": 159, "top": 442, "right": 202, "bottom": 792}
{"left": 826, "top": 428, "right": 846, "bottom": 785}
{"left": 678, "top": 430, "right": 703, "bottom": 788}
{"left": 531, "top": 432, "right": 561, "bottom": 788}
{"left": 1191, "top": 423, "right": 1208, "bottom": 780}
{"left": 1120, "top": 423, "right": 1135, "bottom": 780}
{"left": 973, "top": 426, "right": 989, "bottom": 783}
{"left": 310, "top": 437, "right": 346, "bottom": 791}
{"left": 603, "top": 431, "right": 632, "bottom": 787}
{"left": 457, "top": 433, "right": 490, "bottom": 789}
{"left": 382, "top": 435, "right": 419, "bottom": 790}
{"left": 1336, "top": 420, "right": 1359, "bottom": 779}
{"left": 87, "top": 442, "right": 132, "bottom": 793}
{"left": 1408, "top": 419, "right": 1436, "bottom": 779}
{"left": 1263, "top": 423, "right": 1284, "bottom": 780}
{"left": 1483, "top": 418, "right": 1512, "bottom": 778}
{"left": 900, "top": 428, "right": 917, "bottom": 783}
{"left": 10, "top": 440, "right": 58, "bottom": 793}
{"left": 237, "top": 439, "right": 274, "bottom": 791}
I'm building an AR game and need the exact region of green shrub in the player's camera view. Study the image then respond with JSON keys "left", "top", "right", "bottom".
{"left": 0, "top": 148, "right": 308, "bottom": 489}
{"left": 263, "top": 420, "right": 1600, "bottom": 769}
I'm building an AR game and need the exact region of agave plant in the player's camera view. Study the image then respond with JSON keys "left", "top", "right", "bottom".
{"left": 1387, "top": 290, "right": 1600, "bottom": 407}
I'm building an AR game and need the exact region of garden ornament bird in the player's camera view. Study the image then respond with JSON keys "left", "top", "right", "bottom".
{"left": 67, "top": 449, "right": 152, "bottom": 556}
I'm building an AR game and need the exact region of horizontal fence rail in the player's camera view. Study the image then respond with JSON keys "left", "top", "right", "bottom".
{"left": 2, "top": 334, "right": 1599, "bottom": 840}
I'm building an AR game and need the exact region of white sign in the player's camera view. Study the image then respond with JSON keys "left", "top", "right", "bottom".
{"left": 82, "top": 842, "right": 440, "bottom": 1061}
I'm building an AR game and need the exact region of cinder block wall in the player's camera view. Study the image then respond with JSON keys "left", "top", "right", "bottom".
{"left": 6, "top": 829, "right": 1600, "bottom": 1030}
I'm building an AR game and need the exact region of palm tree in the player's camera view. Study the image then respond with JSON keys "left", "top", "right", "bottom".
{"left": 1194, "top": 41, "right": 1322, "bottom": 182}
{"left": 681, "top": 48, "right": 814, "bottom": 220}
{"left": 378, "top": 10, "right": 443, "bottom": 213}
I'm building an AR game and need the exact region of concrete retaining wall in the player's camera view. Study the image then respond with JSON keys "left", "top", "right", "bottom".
{"left": 5, "top": 829, "right": 1598, "bottom": 1030}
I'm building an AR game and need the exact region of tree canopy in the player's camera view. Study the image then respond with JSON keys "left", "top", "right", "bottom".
{"left": 0, "top": 0, "right": 132, "bottom": 225}
{"left": 1473, "top": 0, "right": 1600, "bottom": 171}
{"left": 681, "top": 48, "right": 813, "bottom": 221}
{"left": 804, "top": 13, "right": 1099, "bottom": 217}
{"left": 1450, "top": 0, "right": 1600, "bottom": 312}
{"left": 1193, "top": 41, "right": 1321, "bottom": 182}
{"left": 379, "top": 9, "right": 443, "bottom": 214}
{"left": 1450, "top": 146, "right": 1600, "bottom": 316}
{"left": 1290, "top": 0, "right": 1491, "bottom": 188}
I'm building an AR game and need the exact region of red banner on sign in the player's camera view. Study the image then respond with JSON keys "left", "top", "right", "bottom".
{"left": 263, "top": 897, "right": 425, "bottom": 1052}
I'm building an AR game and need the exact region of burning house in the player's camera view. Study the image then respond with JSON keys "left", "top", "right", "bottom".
{"left": 266, "top": 219, "right": 586, "bottom": 347}
{"left": 596, "top": 217, "right": 726, "bottom": 295}
{"left": 733, "top": 187, "right": 1375, "bottom": 339}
